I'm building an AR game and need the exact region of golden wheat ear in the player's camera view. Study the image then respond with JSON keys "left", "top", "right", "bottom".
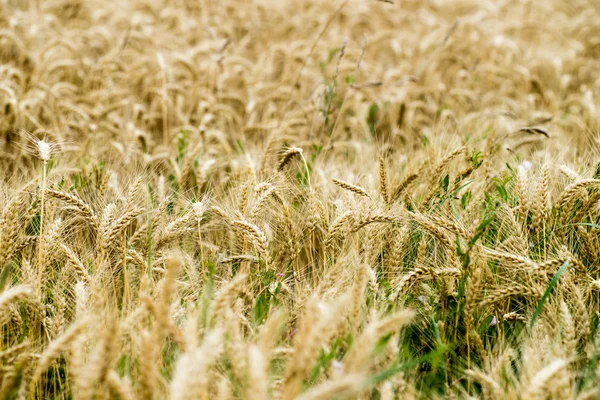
{"left": 332, "top": 178, "right": 371, "bottom": 199}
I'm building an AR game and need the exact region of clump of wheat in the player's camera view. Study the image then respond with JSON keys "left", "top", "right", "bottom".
{"left": 0, "top": 0, "right": 599, "bottom": 398}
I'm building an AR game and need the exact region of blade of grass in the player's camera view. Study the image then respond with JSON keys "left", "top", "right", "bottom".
{"left": 368, "top": 356, "right": 427, "bottom": 386}
{"left": 530, "top": 259, "right": 569, "bottom": 328}
{"left": 570, "top": 222, "right": 600, "bottom": 229}
{"left": 431, "top": 316, "right": 447, "bottom": 396}
{"left": 433, "top": 180, "right": 474, "bottom": 212}
{"left": 579, "top": 334, "right": 600, "bottom": 391}
{"left": 0, "top": 262, "right": 13, "bottom": 290}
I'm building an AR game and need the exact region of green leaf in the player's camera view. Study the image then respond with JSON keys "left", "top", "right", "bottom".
{"left": 478, "top": 314, "right": 495, "bottom": 333}
{"left": 432, "top": 316, "right": 443, "bottom": 345}
{"left": 368, "top": 358, "right": 422, "bottom": 386}
{"left": 470, "top": 151, "right": 484, "bottom": 169}
{"left": 440, "top": 174, "right": 450, "bottom": 192}
{"left": 570, "top": 222, "right": 600, "bottom": 230}
{"left": 433, "top": 180, "right": 474, "bottom": 212}
{"left": 26, "top": 212, "right": 41, "bottom": 236}
{"left": 374, "top": 333, "right": 393, "bottom": 355}
{"left": 468, "top": 215, "right": 495, "bottom": 247}
{"left": 73, "top": 173, "right": 84, "bottom": 189}
{"left": 147, "top": 183, "right": 156, "bottom": 208}
{"left": 176, "top": 129, "right": 190, "bottom": 162}
{"left": 494, "top": 179, "right": 509, "bottom": 201}
{"left": 531, "top": 260, "right": 570, "bottom": 328}
{"left": 461, "top": 191, "right": 472, "bottom": 209}
{"left": 167, "top": 174, "right": 179, "bottom": 194}
{"left": 319, "top": 61, "right": 327, "bottom": 75}
{"left": 327, "top": 47, "right": 340, "bottom": 63}
{"left": 366, "top": 103, "right": 379, "bottom": 135}
{"left": 116, "top": 354, "right": 134, "bottom": 378}
{"left": 296, "top": 171, "right": 309, "bottom": 187}
{"left": 581, "top": 334, "right": 600, "bottom": 390}
{"left": 254, "top": 293, "right": 269, "bottom": 326}
{"left": 0, "top": 262, "right": 13, "bottom": 290}
{"left": 235, "top": 139, "right": 245, "bottom": 154}
{"left": 594, "top": 161, "right": 600, "bottom": 179}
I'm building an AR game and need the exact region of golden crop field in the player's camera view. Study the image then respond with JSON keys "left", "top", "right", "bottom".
{"left": 1, "top": 0, "right": 599, "bottom": 398}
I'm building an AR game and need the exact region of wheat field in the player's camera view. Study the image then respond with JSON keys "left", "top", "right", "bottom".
{"left": 0, "top": 0, "right": 599, "bottom": 398}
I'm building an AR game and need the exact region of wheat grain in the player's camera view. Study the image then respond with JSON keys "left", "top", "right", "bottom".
{"left": 332, "top": 179, "right": 371, "bottom": 199}
{"left": 352, "top": 214, "right": 403, "bottom": 232}
{"left": 278, "top": 146, "right": 303, "bottom": 171}
{"left": 46, "top": 189, "right": 99, "bottom": 232}
{"left": 233, "top": 220, "right": 269, "bottom": 264}
{"left": 379, "top": 157, "right": 389, "bottom": 204}
{"left": 479, "top": 285, "right": 542, "bottom": 307}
